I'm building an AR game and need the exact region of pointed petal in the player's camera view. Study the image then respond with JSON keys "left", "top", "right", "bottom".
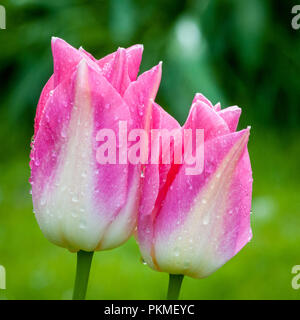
{"left": 108, "top": 47, "right": 131, "bottom": 96}
{"left": 214, "top": 102, "right": 221, "bottom": 111}
{"left": 125, "top": 44, "right": 144, "bottom": 81}
{"left": 123, "top": 62, "right": 162, "bottom": 131}
{"left": 192, "top": 93, "right": 214, "bottom": 109}
{"left": 183, "top": 101, "right": 230, "bottom": 141}
{"left": 97, "top": 44, "right": 143, "bottom": 83}
{"left": 51, "top": 37, "right": 99, "bottom": 87}
{"left": 218, "top": 106, "right": 241, "bottom": 132}
{"left": 78, "top": 46, "right": 97, "bottom": 61}
{"left": 51, "top": 37, "right": 82, "bottom": 86}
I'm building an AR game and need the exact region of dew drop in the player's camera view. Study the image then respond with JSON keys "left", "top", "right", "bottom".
{"left": 174, "top": 248, "right": 180, "bottom": 257}
{"left": 203, "top": 215, "right": 210, "bottom": 225}
{"left": 81, "top": 171, "right": 87, "bottom": 178}
{"left": 61, "top": 129, "right": 67, "bottom": 138}
{"left": 72, "top": 196, "right": 79, "bottom": 203}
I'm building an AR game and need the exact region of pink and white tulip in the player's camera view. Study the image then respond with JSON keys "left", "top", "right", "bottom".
{"left": 138, "top": 94, "right": 253, "bottom": 278}
{"left": 30, "top": 37, "right": 162, "bottom": 252}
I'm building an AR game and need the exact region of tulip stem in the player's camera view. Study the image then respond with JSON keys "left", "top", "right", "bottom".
{"left": 167, "top": 274, "right": 184, "bottom": 300}
{"left": 72, "top": 250, "right": 94, "bottom": 300}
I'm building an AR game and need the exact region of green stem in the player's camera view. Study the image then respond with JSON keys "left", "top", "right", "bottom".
{"left": 72, "top": 250, "right": 94, "bottom": 300}
{"left": 167, "top": 274, "right": 184, "bottom": 300}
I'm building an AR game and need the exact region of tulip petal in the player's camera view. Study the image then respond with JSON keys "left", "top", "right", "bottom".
{"left": 51, "top": 37, "right": 100, "bottom": 87}
{"left": 97, "top": 167, "right": 140, "bottom": 249}
{"left": 34, "top": 75, "right": 54, "bottom": 136}
{"left": 183, "top": 100, "right": 230, "bottom": 141}
{"left": 138, "top": 102, "right": 181, "bottom": 265}
{"left": 97, "top": 44, "right": 143, "bottom": 83}
{"left": 123, "top": 62, "right": 162, "bottom": 131}
{"left": 31, "top": 73, "right": 76, "bottom": 195}
{"left": 35, "top": 38, "right": 99, "bottom": 138}
{"left": 78, "top": 46, "right": 97, "bottom": 61}
{"left": 52, "top": 37, "right": 84, "bottom": 86}
{"left": 126, "top": 44, "right": 144, "bottom": 81}
{"left": 192, "top": 93, "right": 214, "bottom": 109}
{"left": 107, "top": 48, "right": 131, "bottom": 96}
{"left": 145, "top": 129, "right": 252, "bottom": 276}
{"left": 227, "top": 148, "right": 252, "bottom": 255}
{"left": 89, "top": 62, "right": 134, "bottom": 230}
{"left": 214, "top": 102, "right": 221, "bottom": 111}
{"left": 218, "top": 106, "right": 241, "bottom": 132}
{"left": 32, "top": 59, "right": 136, "bottom": 251}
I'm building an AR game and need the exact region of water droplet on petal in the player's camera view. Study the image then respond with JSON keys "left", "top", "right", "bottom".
{"left": 174, "top": 248, "right": 180, "bottom": 257}
{"left": 72, "top": 196, "right": 79, "bottom": 203}
{"left": 203, "top": 215, "right": 210, "bottom": 225}
{"left": 81, "top": 171, "right": 87, "bottom": 178}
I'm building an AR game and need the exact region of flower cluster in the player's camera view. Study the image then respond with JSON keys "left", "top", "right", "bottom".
{"left": 30, "top": 38, "right": 252, "bottom": 279}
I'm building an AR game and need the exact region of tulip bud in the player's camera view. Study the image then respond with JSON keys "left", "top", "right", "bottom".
{"left": 30, "top": 38, "right": 162, "bottom": 252}
{"left": 138, "top": 94, "right": 253, "bottom": 278}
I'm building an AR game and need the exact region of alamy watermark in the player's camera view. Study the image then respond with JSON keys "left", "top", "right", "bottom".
{"left": 0, "top": 5, "right": 5, "bottom": 30}
{"left": 95, "top": 121, "right": 204, "bottom": 175}
{"left": 0, "top": 265, "right": 5, "bottom": 290}
{"left": 292, "top": 5, "right": 300, "bottom": 30}
{"left": 291, "top": 265, "right": 300, "bottom": 290}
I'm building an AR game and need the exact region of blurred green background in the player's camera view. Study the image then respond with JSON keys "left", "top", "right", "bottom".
{"left": 0, "top": 0, "right": 300, "bottom": 300}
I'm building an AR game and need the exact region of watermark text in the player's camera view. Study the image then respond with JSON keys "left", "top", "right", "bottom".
{"left": 292, "top": 5, "right": 300, "bottom": 30}
{"left": 0, "top": 5, "right": 5, "bottom": 30}
{"left": 95, "top": 121, "right": 204, "bottom": 175}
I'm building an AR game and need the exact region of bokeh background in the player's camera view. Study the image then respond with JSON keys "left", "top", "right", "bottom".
{"left": 0, "top": 0, "right": 300, "bottom": 300}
